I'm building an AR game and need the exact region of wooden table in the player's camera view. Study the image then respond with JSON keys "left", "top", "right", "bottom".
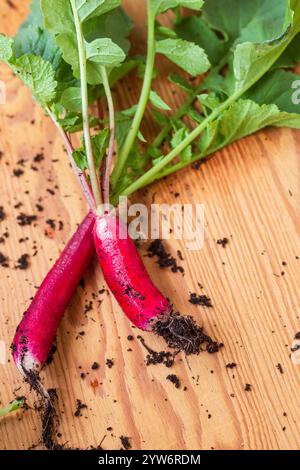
{"left": 0, "top": 0, "right": 299, "bottom": 451}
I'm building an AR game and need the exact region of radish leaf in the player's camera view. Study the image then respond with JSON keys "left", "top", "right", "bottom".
{"left": 153, "top": 0, "right": 204, "bottom": 15}
{"left": 156, "top": 38, "right": 210, "bottom": 76}
{"left": 150, "top": 90, "right": 171, "bottom": 110}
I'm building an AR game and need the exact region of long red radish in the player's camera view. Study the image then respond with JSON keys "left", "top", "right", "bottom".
{"left": 94, "top": 212, "right": 171, "bottom": 331}
{"left": 12, "top": 211, "right": 95, "bottom": 377}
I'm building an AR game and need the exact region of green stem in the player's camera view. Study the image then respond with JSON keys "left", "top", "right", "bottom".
{"left": 110, "top": 0, "right": 156, "bottom": 189}
{"left": 100, "top": 66, "right": 116, "bottom": 205}
{"left": 70, "top": 0, "right": 102, "bottom": 207}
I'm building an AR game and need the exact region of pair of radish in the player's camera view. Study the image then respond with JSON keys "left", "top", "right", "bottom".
{"left": 12, "top": 210, "right": 171, "bottom": 379}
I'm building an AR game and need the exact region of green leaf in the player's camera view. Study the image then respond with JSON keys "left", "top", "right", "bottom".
{"left": 92, "top": 129, "right": 110, "bottom": 166}
{"left": 232, "top": 4, "right": 300, "bottom": 94}
{"left": 175, "top": 16, "right": 226, "bottom": 66}
{"left": 199, "top": 99, "right": 300, "bottom": 156}
{"left": 41, "top": 0, "right": 74, "bottom": 35}
{"left": 84, "top": 7, "right": 132, "bottom": 54}
{"left": 171, "top": 127, "right": 192, "bottom": 161}
{"left": 60, "top": 86, "right": 82, "bottom": 112}
{"left": 0, "top": 399, "right": 25, "bottom": 418}
{"left": 203, "top": 0, "right": 292, "bottom": 45}
{"left": 73, "top": 128, "right": 109, "bottom": 170}
{"left": 168, "top": 72, "right": 194, "bottom": 92}
{"left": 0, "top": 34, "right": 13, "bottom": 61}
{"left": 41, "top": 1, "right": 130, "bottom": 85}
{"left": 150, "top": 90, "right": 171, "bottom": 110}
{"left": 15, "top": 54, "right": 57, "bottom": 105}
{"left": 153, "top": 0, "right": 204, "bottom": 15}
{"left": 76, "top": 0, "right": 121, "bottom": 23}
{"left": 156, "top": 38, "right": 210, "bottom": 76}
{"left": 0, "top": 35, "right": 57, "bottom": 106}
{"left": 245, "top": 69, "right": 300, "bottom": 114}
{"left": 85, "top": 38, "right": 125, "bottom": 66}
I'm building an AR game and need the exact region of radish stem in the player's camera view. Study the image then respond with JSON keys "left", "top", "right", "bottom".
{"left": 46, "top": 107, "right": 96, "bottom": 211}
{"left": 70, "top": 0, "right": 102, "bottom": 207}
{"left": 100, "top": 65, "right": 116, "bottom": 205}
{"left": 110, "top": 0, "right": 156, "bottom": 189}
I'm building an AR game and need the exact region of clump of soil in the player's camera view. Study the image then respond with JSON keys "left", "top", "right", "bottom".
{"left": 15, "top": 254, "right": 30, "bottom": 270}
{"left": 189, "top": 293, "right": 213, "bottom": 308}
{"left": 120, "top": 435, "right": 131, "bottom": 450}
{"left": 217, "top": 238, "right": 229, "bottom": 248}
{"left": 17, "top": 213, "right": 37, "bottom": 226}
{"left": 0, "top": 206, "right": 6, "bottom": 222}
{"left": 166, "top": 374, "right": 181, "bottom": 389}
{"left": 147, "top": 239, "right": 184, "bottom": 274}
{"left": 74, "top": 399, "right": 87, "bottom": 417}
{"left": 153, "top": 312, "right": 223, "bottom": 356}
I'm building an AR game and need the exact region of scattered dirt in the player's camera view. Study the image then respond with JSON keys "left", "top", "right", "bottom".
{"left": 74, "top": 399, "right": 87, "bottom": 417}
{"left": 217, "top": 238, "right": 229, "bottom": 248}
{"left": 0, "top": 206, "right": 6, "bottom": 222}
{"left": 15, "top": 254, "right": 30, "bottom": 270}
{"left": 166, "top": 374, "right": 181, "bottom": 389}
{"left": 147, "top": 239, "right": 184, "bottom": 274}
{"left": 189, "top": 293, "right": 213, "bottom": 308}
{"left": 17, "top": 213, "right": 37, "bottom": 226}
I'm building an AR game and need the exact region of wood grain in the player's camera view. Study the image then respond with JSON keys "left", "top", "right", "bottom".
{"left": 0, "top": 0, "right": 300, "bottom": 451}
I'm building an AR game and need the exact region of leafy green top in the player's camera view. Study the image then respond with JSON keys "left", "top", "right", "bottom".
{"left": 0, "top": 0, "right": 299, "bottom": 207}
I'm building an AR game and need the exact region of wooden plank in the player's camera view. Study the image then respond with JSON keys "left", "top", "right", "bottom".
{"left": 0, "top": 0, "right": 299, "bottom": 450}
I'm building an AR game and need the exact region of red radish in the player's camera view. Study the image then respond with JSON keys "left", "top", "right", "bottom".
{"left": 94, "top": 212, "right": 171, "bottom": 331}
{"left": 12, "top": 211, "right": 95, "bottom": 377}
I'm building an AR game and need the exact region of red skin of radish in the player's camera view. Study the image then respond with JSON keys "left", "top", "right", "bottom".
{"left": 12, "top": 211, "right": 95, "bottom": 375}
{"left": 94, "top": 213, "right": 171, "bottom": 331}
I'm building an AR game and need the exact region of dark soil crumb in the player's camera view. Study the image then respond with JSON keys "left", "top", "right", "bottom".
{"left": 154, "top": 312, "right": 223, "bottom": 356}
{"left": 226, "top": 363, "right": 237, "bottom": 369}
{"left": 276, "top": 363, "right": 284, "bottom": 374}
{"left": 91, "top": 362, "right": 99, "bottom": 370}
{"left": 17, "top": 213, "right": 37, "bottom": 226}
{"left": 84, "top": 300, "right": 93, "bottom": 314}
{"left": 245, "top": 384, "right": 252, "bottom": 392}
{"left": 120, "top": 436, "right": 131, "bottom": 450}
{"left": 106, "top": 359, "right": 114, "bottom": 369}
{"left": 33, "top": 153, "right": 44, "bottom": 163}
{"left": 36, "top": 203, "right": 44, "bottom": 212}
{"left": 46, "top": 219, "right": 56, "bottom": 230}
{"left": 189, "top": 293, "right": 213, "bottom": 308}
{"left": 137, "top": 336, "right": 176, "bottom": 367}
{"left": 166, "top": 374, "right": 181, "bottom": 389}
{"left": 13, "top": 168, "right": 24, "bottom": 177}
{"left": 15, "top": 254, "right": 30, "bottom": 270}
{"left": 0, "top": 206, "right": 5, "bottom": 222}
{"left": 217, "top": 238, "right": 229, "bottom": 248}
{"left": 0, "top": 252, "right": 9, "bottom": 268}
{"left": 147, "top": 239, "right": 184, "bottom": 274}
{"left": 74, "top": 399, "right": 87, "bottom": 417}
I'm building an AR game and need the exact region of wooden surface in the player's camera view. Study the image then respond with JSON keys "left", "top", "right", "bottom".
{"left": 0, "top": 0, "right": 300, "bottom": 451}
